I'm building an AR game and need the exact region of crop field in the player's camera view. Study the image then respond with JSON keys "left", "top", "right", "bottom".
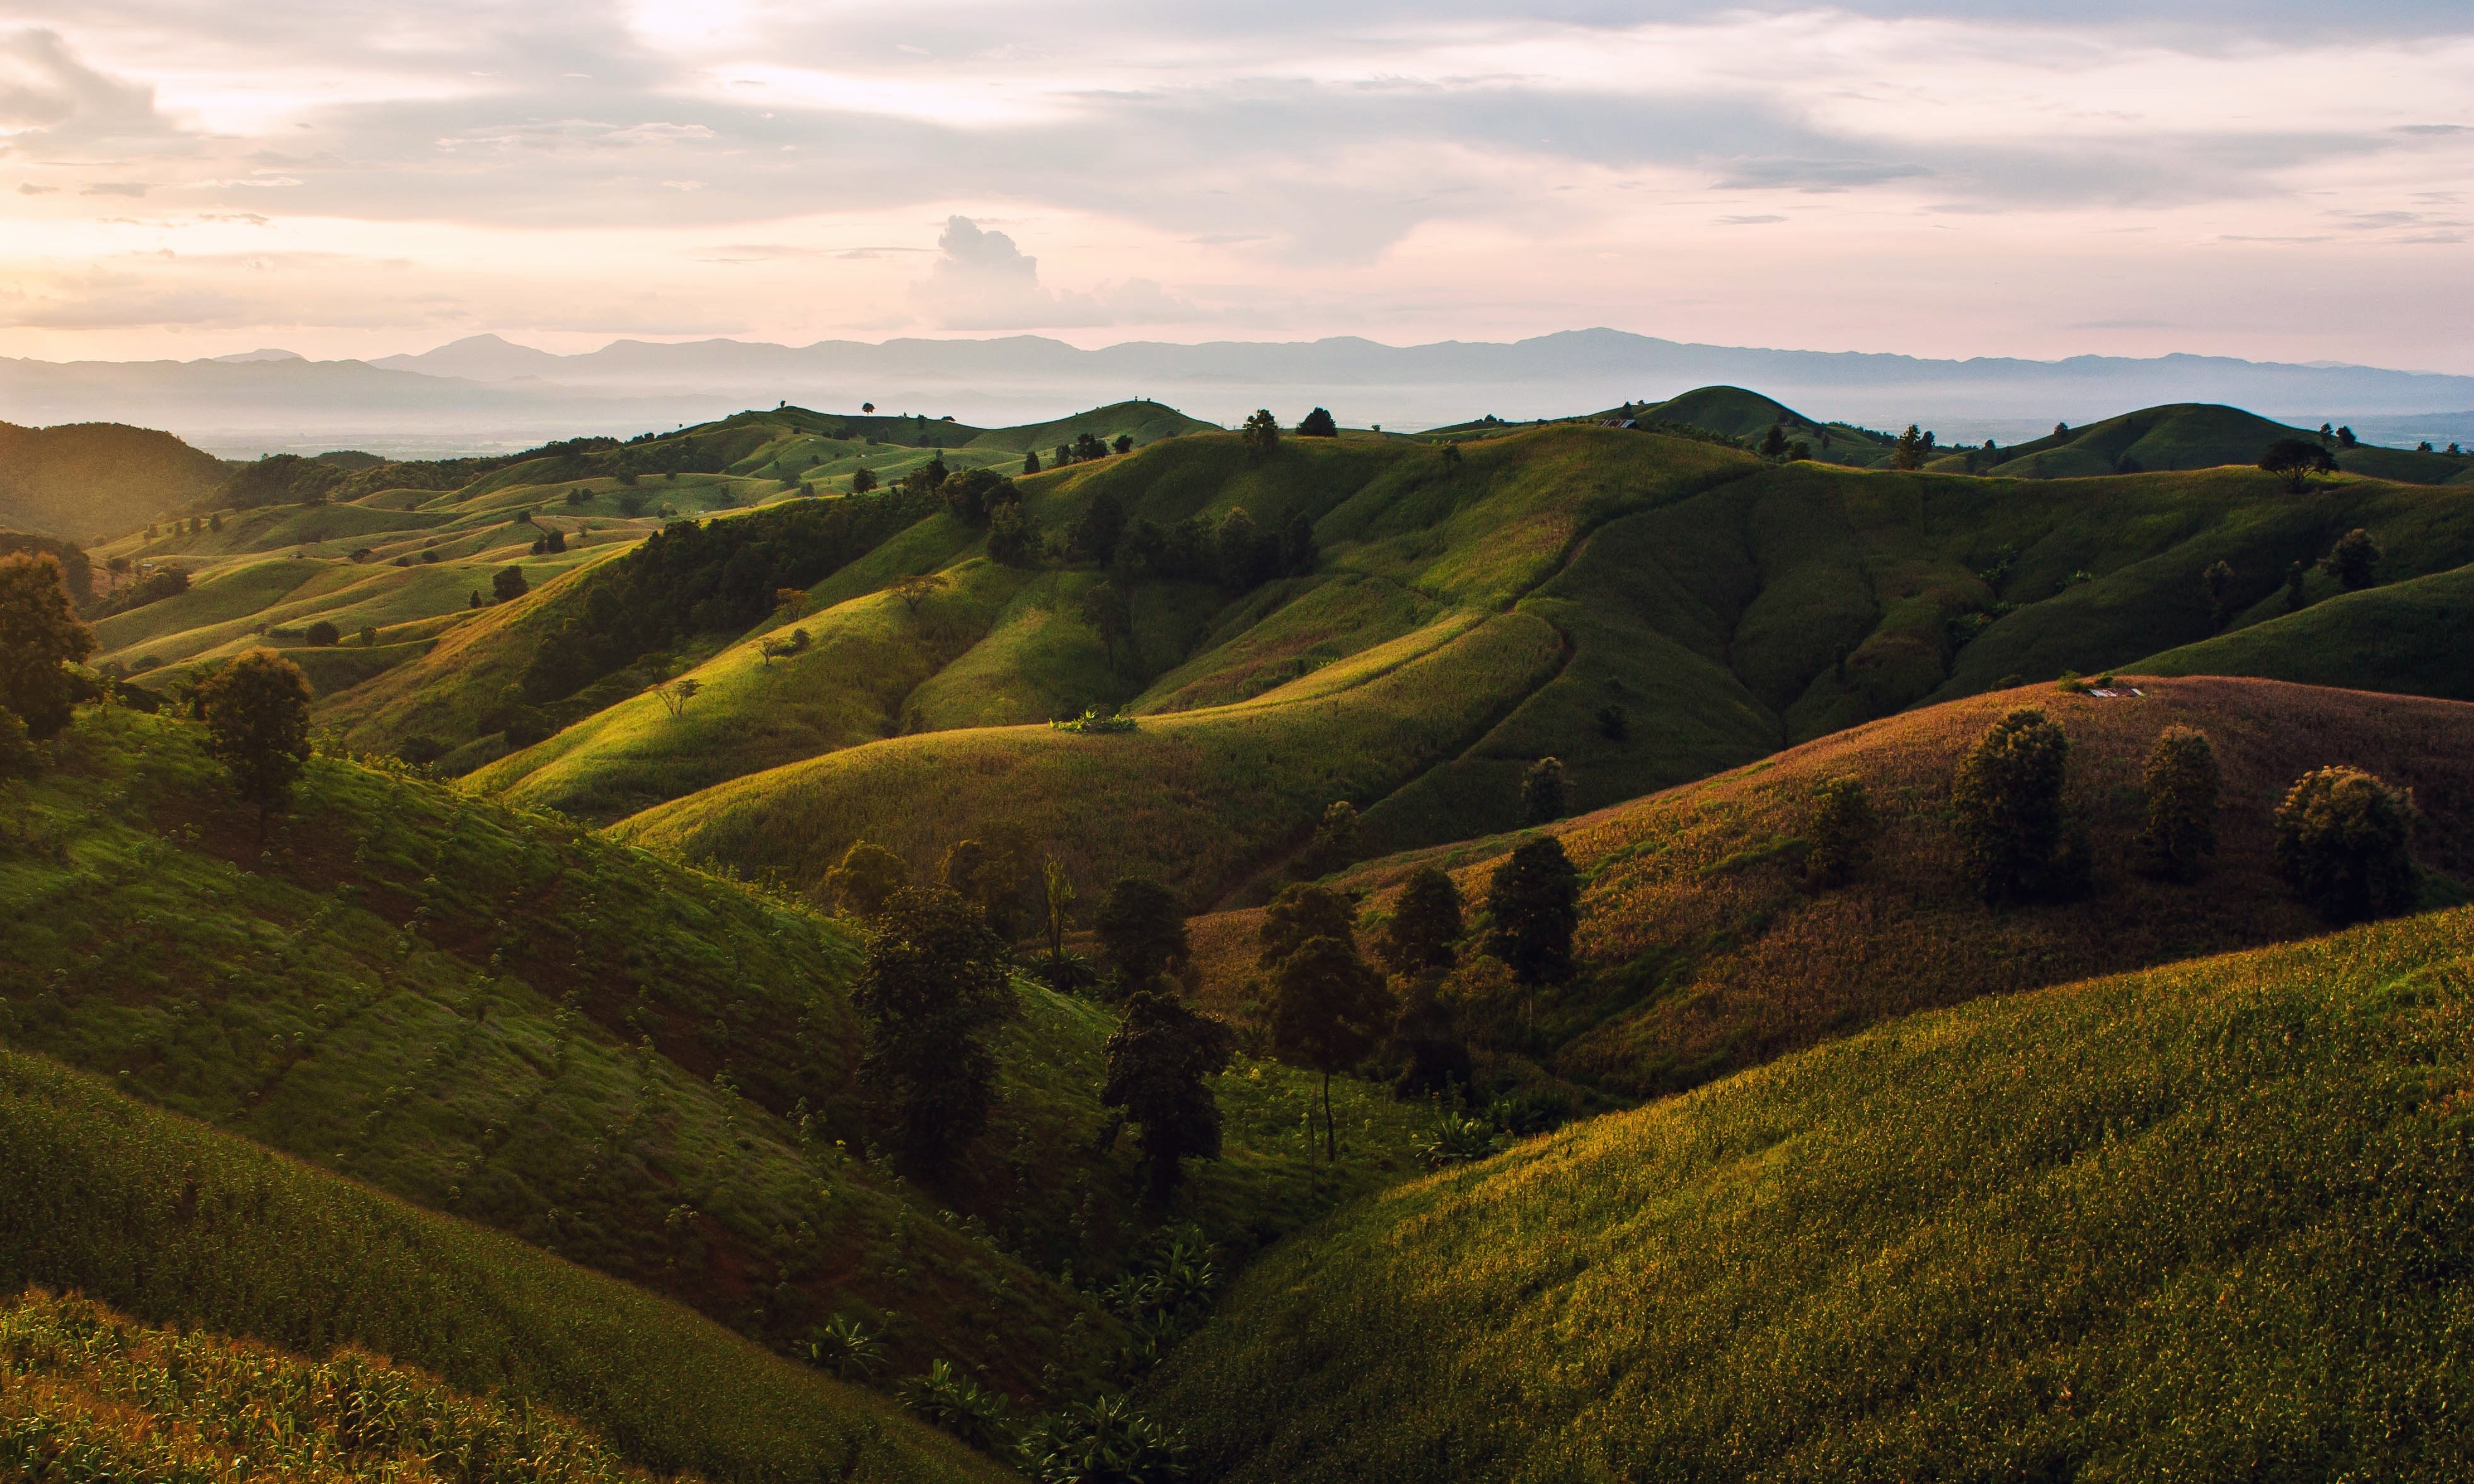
{"left": 1149, "top": 906, "right": 2474, "bottom": 1483}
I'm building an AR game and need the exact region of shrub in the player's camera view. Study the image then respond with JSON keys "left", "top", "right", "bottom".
{"left": 2272, "top": 766, "right": 2419, "bottom": 924}
{"left": 2320, "top": 527, "right": 2381, "bottom": 590}
{"left": 1520, "top": 756, "right": 1567, "bottom": 825}
{"left": 492, "top": 567, "right": 528, "bottom": 602}
{"left": 1951, "top": 708, "right": 2085, "bottom": 905}
{"left": 0, "top": 706, "right": 38, "bottom": 779}
{"left": 2136, "top": 727, "right": 2221, "bottom": 882}
{"left": 899, "top": 1360, "right": 1013, "bottom": 1452}
{"left": 1016, "top": 1395, "right": 1188, "bottom": 1484}
{"left": 1803, "top": 776, "right": 1879, "bottom": 890}
{"left": 823, "top": 840, "right": 908, "bottom": 919}
{"left": 304, "top": 620, "right": 340, "bottom": 647}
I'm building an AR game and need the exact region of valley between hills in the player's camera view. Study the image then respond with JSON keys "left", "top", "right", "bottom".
{"left": 6, "top": 387, "right": 2474, "bottom": 1481}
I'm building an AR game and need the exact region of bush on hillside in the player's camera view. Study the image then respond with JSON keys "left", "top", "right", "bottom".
{"left": 2320, "top": 527, "right": 2381, "bottom": 590}
{"left": 824, "top": 840, "right": 909, "bottom": 919}
{"left": 1241, "top": 410, "right": 1279, "bottom": 458}
{"left": 1803, "top": 776, "right": 1879, "bottom": 890}
{"left": 492, "top": 567, "right": 529, "bottom": 602}
{"left": 0, "top": 553, "right": 96, "bottom": 740}
{"left": 1484, "top": 837, "right": 1579, "bottom": 988}
{"left": 1520, "top": 757, "right": 1567, "bottom": 825}
{"left": 854, "top": 887, "right": 1016, "bottom": 1171}
{"left": 2272, "top": 766, "right": 2419, "bottom": 924}
{"left": 304, "top": 619, "right": 340, "bottom": 647}
{"left": 1951, "top": 708, "right": 2088, "bottom": 905}
{"left": 2202, "top": 560, "right": 2235, "bottom": 628}
{"left": 1294, "top": 800, "right": 1361, "bottom": 878}
{"left": 1297, "top": 408, "right": 1338, "bottom": 438}
{"left": 2136, "top": 727, "right": 2221, "bottom": 882}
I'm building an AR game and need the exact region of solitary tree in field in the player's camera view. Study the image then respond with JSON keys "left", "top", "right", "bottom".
{"left": 1374, "top": 866, "right": 1462, "bottom": 978}
{"left": 1079, "top": 580, "right": 1134, "bottom": 670}
{"left": 1270, "top": 934, "right": 1392, "bottom": 1161}
{"left": 652, "top": 676, "right": 700, "bottom": 719}
{"left": 1258, "top": 883, "right": 1357, "bottom": 970}
{"left": 2274, "top": 766, "right": 2419, "bottom": 924}
{"left": 305, "top": 620, "right": 340, "bottom": 647}
{"left": 1241, "top": 409, "right": 1280, "bottom": 459}
{"left": 1521, "top": 756, "right": 1567, "bottom": 825}
{"left": 2202, "top": 560, "right": 2236, "bottom": 628}
{"left": 0, "top": 552, "right": 96, "bottom": 740}
{"left": 850, "top": 466, "right": 878, "bottom": 494}
{"left": 855, "top": 886, "right": 1016, "bottom": 1171}
{"left": 1804, "top": 775, "right": 1880, "bottom": 890}
{"left": 1095, "top": 876, "right": 1190, "bottom": 992}
{"left": 2136, "top": 726, "right": 2221, "bottom": 883}
{"left": 1297, "top": 408, "right": 1338, "bottom": 438}
{"left": 889, "top": 571, "right": 945, "bottom": 615}
{"left": 1439, "top": 442, "right": 1463, "bottom": 473}
{"left": 1761, "top": 423, "right": 1788, "bottom": 459}
{"left": 1112, "top": 434, "right": 1134, "bottom": 455}
{"left": 195, "top": 648, "right": 313, "bottom": 841}
{"left": 492, "top": 567, "right": 529, "bottom": 602}
{"left": 826, "top": 841, "right": 909, "bottom": 919}
{"left": 1894, "top": 424, "right": 1927, "bottom": 471}
{"left": 2259, "top": 438, "right": 2336, "bottom": 493}
{"left": 1951, "top": 707, "right": 2082, "bottom": 904}
{"left": 1102, "top": 988, "right": 1236, "bottom": 1199}
{"left": 1021, "top": 449, "right": 1040, "bottom": 475}
{"left": 2320, "top": 527, "right": 2381, "bottom": 590}
{"left": 1485, "top": 836, "right": 1579, "bottom": 991}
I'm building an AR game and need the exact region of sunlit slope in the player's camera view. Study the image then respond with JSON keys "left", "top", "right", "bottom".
{"left": 0, "top": 420, "right": 229, "bottom": 541}
{"left": 1151, "top": 907, "right": 2474, "bottom": 1483}
{"left": 1190, "top": 677, "right": 2474, "bottom": 1099}
{"left": 0, "top": 1051, "right": 1008, "bottom": 1484}
{"left": 2133, "top": 562, "right": 2474, "bottom": 701}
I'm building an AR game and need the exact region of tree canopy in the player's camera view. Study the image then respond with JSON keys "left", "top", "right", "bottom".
{"left": 196, "top": 648, "right": 313, "bottom": 838}
{"left": 0, "top": 551, "right": 96, "bottom": 740}
{"left": 854, "top": 886, "right": 1016, "bottom": 1171}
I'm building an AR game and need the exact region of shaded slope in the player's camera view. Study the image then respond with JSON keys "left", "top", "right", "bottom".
{"left": 2132, "top": 562, "right": 2474, "bottom": 701}
{"left": 1189, "top": 678, "right": 2474, "bottom": 1100}
{"left": 1149, "top": 907, "right": 2474, "bottom": 1483}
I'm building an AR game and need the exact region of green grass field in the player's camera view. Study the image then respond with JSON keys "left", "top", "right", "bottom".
{"left": 2133, "top": 561, "right": 2474, "bottom": 701}
{"left": 1148, "top": 904, "right": 2474, "bottom": 1482}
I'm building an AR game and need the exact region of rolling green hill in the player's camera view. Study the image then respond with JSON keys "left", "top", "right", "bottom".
{"left": 0, "top": 420, "right": 231, "bottom": 543}
{"left": 2132, "top": 562, "right": 2474, "bottom": 701}
{"left": 1148, "top": 904, "right": 2474, "bottom": 1483}
{"left": 0, "top": 1048, "right": 1004, "bottom": 1483}
{"left": 1980, "top": 403, "right": 2474, "bottom": 483}
{"left": 1184, "top": 676, "right": 2474, "bottom": 1101}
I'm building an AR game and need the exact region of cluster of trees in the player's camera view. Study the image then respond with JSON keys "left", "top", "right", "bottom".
{"left": 1892, "top": 425, "right": 1938, "bottom": 471}
{"left": 515, "top": 488, "right": 936, "bottom": 708}
{"left": 1057, "top": 492, "right": 1316, "bottom": 594}
{"left": 1042, "top": 431, "right": 1134, "bottom": 471}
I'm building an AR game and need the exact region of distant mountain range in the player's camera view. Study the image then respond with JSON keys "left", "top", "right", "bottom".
{"left": 6, "top": 328, "right": 2471, "bottom": 457}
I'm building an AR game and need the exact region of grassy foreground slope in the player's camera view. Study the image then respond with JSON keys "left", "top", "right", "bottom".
{"left": 2133, "top": 562, "right": 2474, "bottom": 701}
{"left": 0, "top": 1050, "right": 1004, "bottom": 1484}
{"left": 0, "top": 1291, "right": 673, "bottom": 1483}
{"left": 1151, "top": 907, "right": 2474, "bottom": 1483}
{"left": 1189, "top": 678, "right": 2474, "bottom": 1099}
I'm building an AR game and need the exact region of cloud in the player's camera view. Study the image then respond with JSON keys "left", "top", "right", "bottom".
{"left": 81, "top": 180, "right": 148, "bottom": 196}
{"left": 1719, "top": 214, "right": 1785, "bottom": 224}
{"left": 0, "top": 28, "right": 171, "bottom": 144}
{"left": 908, "top": 215, "right": 1192, "bottom": 330}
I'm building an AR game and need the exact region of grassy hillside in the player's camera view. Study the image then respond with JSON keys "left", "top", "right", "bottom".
{"left": 1148, "top": 906, "right": 2474, "bottom": 1482}
{"left": 1187, "top": 677, "right": 2474, "bottom": 1100}
{"left": 1, "top": 704, "right": 1427, "bottom": 1396}
{"left": 2132, "top": 562, "right": 2474, "bottom": 701}
{"left": 0, "top": 420, "right": 229, "bottom": 542}
{"left": 0, "top": 1290, "right": 678, "bottom": 1482}
{"left": 963, "top": 400, "right": 1220, "bottom": 453}
{"left": 0, "top": 1050, "right": 1004, "bottom": 1483}
{"left": 1981, "top": 402, "right": 2473, "bottom": 484}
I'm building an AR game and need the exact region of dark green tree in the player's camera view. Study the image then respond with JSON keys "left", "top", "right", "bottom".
{"left": 1950, "top": 707, "right": 2083, "bottom": 904}
{"left": 0, "top": 552, "right": 96, "bottom": 740}
{"left": 1021, "top": 449, "right": 1040, "bottom": 475}
{"left": 1596, "top": 703, "right": 1628, "bottom": 742}
{"left": 196, "top": 648, "right": 313, "bottom": 841}
{"left": 1095, "top": 876, "right": 1190, "bottom": 991}
{"left": 1387, "top": 973, "right": 1472, "bottom": 1101}
{"left": 2284, "top": 559, "right": 2310, "bottom": 613}
{"left": 850, "top": 466, "right": 878, "bottom": 494}
{"left": 1521, "top": 756, "right": 1567, "bottom": 825}
{"left": 1804, "top": 775, "right": 1879, "bottom": 890}
{"left": 492, "top": 567, "right": 529, "bottom": 602}
{"left": 1280, "top": 510, "right": 1318, "bottom": 576}
{"left": 1484, "top": 837, "right": 1579, "bottom": 987}
{"left": 0, "top": 706, "right": 37, "bottom": 780}
{"left": 1761, "top": 422, "right": 1788, "bottom": 459}
{"left": 2259, "top": 438, "right": 2336, "bottom": 493}
{"left": 826, "top": 840, "right": 909, "bottom": 918}
{"left": 1069, "top": 490, "right": 1127, "bottom": 566}
{"left": 1241, "top": 409, "right": 1280, "bottom": 458}
{"left": 1112, "top": 434, "right": 1134, "bottom": 455}
{"left": 2136, "top": 725, "right": 2221, "bottom": 883}
{"left": 855, "top": 887, "right": 1015, "bottom": 1170}
{"left": 2202, "top": 560, "right": 2235, "bottom": 628}
{"left": 2320, "top": 527, "right": 2381, "bottom": 590}
{"left": 1374, "top": 866, "right": 1462, "bottom": 978}
{"left": 987, "top": 504, "right": 1037, "bottom": 567}
{"left": 1102, "top": 989, "right": 1237, "bottom": 1199}
{"left": 1893, "top": 424, "right": 1926, "bottom": 471}
{"left": 1294, "top": 799, "right": 1359, "bottom": 878}
{"left": 1269, "top": 935, "right": 1393, "bottom": 1161}
{"left": 304, "top": 620, "right": 340, "bottom": 647}
{"left": 2273, "top": 766, "right": 2419, "bottom": 924}
{"left": 1297, "top": 407, "right": 1338, "bottom": 437}
{"left": 1078, "top": 580, "right": 1134, "bottom": 670}
{"left": 1258, "top": 883, "right": 1357, "bottom": 970}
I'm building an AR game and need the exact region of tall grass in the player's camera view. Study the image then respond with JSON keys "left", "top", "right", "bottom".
{"left": 1149, "top": 906, "right": 2474, "bottom": 1482}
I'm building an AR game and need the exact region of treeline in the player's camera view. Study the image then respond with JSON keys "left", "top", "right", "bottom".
{"left": 518, "top": 488, "right": 939, "bottom": 705}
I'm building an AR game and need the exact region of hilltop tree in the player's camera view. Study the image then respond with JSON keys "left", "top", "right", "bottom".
{"left": 1485, "top": 836, "right": 1580, "bottom": 989}
{"left": 1095, "top": 876, "right": 1190, "bottom": 992}
{"left": 2337, "top": 426, "right": 2358, "bottom": 449}
{"left": 492, "top": 567, "right": 529, "bottom": 602}
{"left": 2274, "top": 766, "right": 2419, "bottom": 925}
{"left": 1894, "top": 425, "right": 1926, "bottom": 471}
{"left": 1079, "top": 580, "right": 1134, "bottom": 670}
{"left": 2137, "top": 726, "right": 2221, "bottom": 883}
{"left": 1951, "top": 707, "right": 2085, "bottom": 904}
{"left": 195, "top": 648, "right": 313, "bottom": 841}
{"left": 1069, "top": 490, "right": 1127, "bottom": 567}
{"left": 826, "top": 840, "right": 909, "bottom": 919}
{"left": 1102, "top": 988, "right": 1236, "bottom": 1199}
{"left": 1297, "top": 407, "right": 1338, "bottom": 438}
{"left": 2259, "top": 438, "right": 2336, "bottom": 493}
{"left": 854, "top": 886, "right": 1016, "bottom": 1171}
{"left": 1270, "top": 934, "right": 1393, "bottom": 1161}
{"left": 1804, "top": 775, "right": 1880, "bottom": 890}
{"left": 0, "top": 551, "right": 97, "bottom": 740}
{"left": 1521, "top": 756, "right": 1567, "bottom": 825}
{"left": 1241, "top": 409, "right": 1280, "bottom": 458}
{"left": 1374, "top": 866, "right": 1462, "bottom": 978}
{"left": 1259, "top": 883, "right": 1357, "bottom": 970}
{"left": 2320, "top": 527, "right": 2381, "bottom": 590}
{"left": 2202, "top": 560, "right": 2236, "bottom": 629}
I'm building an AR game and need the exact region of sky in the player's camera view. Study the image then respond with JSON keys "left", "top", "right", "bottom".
{"left": 1, "top": 1, "right": 2470, "bottom": 371}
